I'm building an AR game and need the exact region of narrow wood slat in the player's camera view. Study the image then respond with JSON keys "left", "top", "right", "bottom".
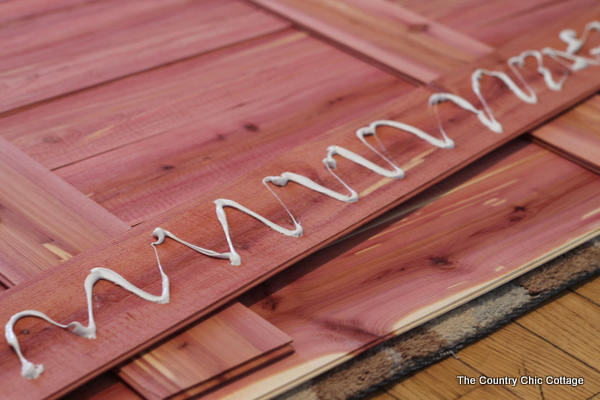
{"left": 46, "top": 30, "right": 415, "bottom": 225}
{"left": 117, "top": 302, "right": 293, "bottom": 400}
{"left": 203, "top": 140, "right": 600, "bottom": 400}
{"left": 0, "top": 13, "right": 599, "bottom": 399}
{"left": 248, "top": 0, "right": 493, "bottom": 83}
{"left": 0, "top": 0, "right": 288, "bottom": 114}
{"left": 0, "top": 0, "right": 92, "bottom": 25}
{"left": 530, "top": 95, "right": 600, "bottom": 174}
{"left": 388, "top": 0, "right": 597, "bottom": 47}
{"left": 516, "top": 292, "right": 600, "bottom": 372}
{"left": 457, "top": 322, "right": 600, "bottom": 399}
{"left": 0, "top": 137, "right": 129, "bottom": 286}
{"left": 169, "top": 347, "right": 292, "bottom": 400}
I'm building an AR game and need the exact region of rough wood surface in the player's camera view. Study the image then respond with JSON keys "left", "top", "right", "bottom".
{"left": 201, "top": 140, "right": 600, "bottom": 400}
{"left": 0, "top": 137, "right": 129, "bottom": 286}
{"left": 248, "top": 0, "right": 493, "bottom": 83}
{"left": 0, "top": 12, "right": 598, "bottom": 400}
{"left": 118, "top": 302, "right": 293, "bottom": 400}
{"left": 46, "top": 30, "right": 415, "bottom": 225}
{"left": 388, "top": 0, "right": 597, "bottom": 47}
{"left": 0, "top": 0, "right": 288, "bottom": 114}
{"left": 531, "top": 95, "right": 600, "bottom": 174}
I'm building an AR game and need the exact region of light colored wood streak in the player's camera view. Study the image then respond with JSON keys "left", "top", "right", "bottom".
{"left": 118, "top": 302, "right": 292, "bottom": 400}
{"left": 47, "top": 30, "right": 416, "bottom": 225}
{"left": 0, "top": 137, "right": 129, "bottom": 286}
{"left": 0, "top": 0, "right": 288, "bottom": 114}
{"left": 248, "top": 0, "right": 492, "bottom": 83}
{"left": 388, "top": 0, "right": 597, "bottom": 47}
{"left": 201, "top": 141, "right": 600, "bottom": 400}
{"left": 169, "top": 346, "right": 292, "bottom": 400}
{"left": 531, "top": 95, "right": 600, "bottom": 174}
{"left": 0, "top": 12, "right": 599, "bottom": 398}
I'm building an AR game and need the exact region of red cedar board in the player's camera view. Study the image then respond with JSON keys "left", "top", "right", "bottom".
{"left": 248, "top": 0, "right": 493, "bottom": 83}
{"left": 48, "top": 30, "right": 416, "bottom": 225}
{"left": 531, "top": 95, "right": 600, "bottom": 174}
{"left": 0, "top": 0, "right": 288, "bottom": 114}
{"left": 387, "top": 0, "right": 597, "bottom": 47}
{"left": 0, "top": 136, "right": 129, "bottom": 286}
{"left": 117, "top": 302, "right": 292, "bottom": 400}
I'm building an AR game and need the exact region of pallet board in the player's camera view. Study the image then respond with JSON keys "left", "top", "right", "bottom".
{"left": 531, "top": 95, "right": 600, "bottom": 174}
{"left": 248, "top": 0, "right": 493, "bottom": 83}
{"left": 0, "top": 0, "right": 288, "bottom": 114}
{"left": 0, "top": 11, "right": 599, "bottom": 398}
{"left": 204, "top": 140, "right": 600, "bottom": 400}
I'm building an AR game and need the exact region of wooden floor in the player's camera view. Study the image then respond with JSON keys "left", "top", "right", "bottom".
{"left": 366, "top": 274, "right": 600, "bottom": 400}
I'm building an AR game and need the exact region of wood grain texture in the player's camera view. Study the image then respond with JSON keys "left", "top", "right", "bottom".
{"left": 0, "top": 137, "right": 129, "bottom": 286}
{"left": 168, "top": 346, "right": 292, "bottom": 400}
{"left": 571, "top": 275, "right": 600, "bottom": 306}
{"left": 118, "top": 302, "right": 293, "bottom": 400}
{"left": 458, "top": 322, "right": 600, "bottom": 400}
{"left": 0, "top": 0, "right": 289, "bottom": 114}
{"left": 202, "top": 140, "right": 600, "bottom": 400}
{"left": 388, "top": 0, "right": 597, "bottom": 47}
{"left": 531, "top": 95, "right": 600, "bottom": 174}
{"left": 516, "top": 292, "right": 600, "bottom": 372}
{"left": 248, "top": 0, "right": 493, "bottom": 83}
{"left": 47, "top": 30, "right": 415, "bottom": 225}
{"left": 458, "top": 385, "right": 525, "bottom": 400}
{"left": 0, "top": 13, "right": 599, "bottom": 398}
{"left": 361, "top": 390, "right": 398, "bottom": 400}
{"left": 62, "top": 373, "right": 143, "bottom": 400}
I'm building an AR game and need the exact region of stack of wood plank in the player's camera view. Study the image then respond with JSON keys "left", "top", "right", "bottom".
{"left": 0, "top": 0, "right": 598, "bottom": 399}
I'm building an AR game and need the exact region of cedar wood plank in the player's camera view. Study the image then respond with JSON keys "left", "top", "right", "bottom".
{"left": 531, "top": 95, "right": 600, "bottom": 174}
{"left": 0, "top": 136, "right": 129, "bottom": 286}
{"left": 248, "top": 0, "right": 493, "bottom": 83}
{"left": 0, "top": 0, "right": 288, "bottom": 114}
{"left": 48, "top": 31, "right": 416, "bottom": 225}
{"left": 388, "top": 0, "right": 598, "bottom": 47}
{"left": 117, "top": 302, "right": 292, "bottom": 400}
